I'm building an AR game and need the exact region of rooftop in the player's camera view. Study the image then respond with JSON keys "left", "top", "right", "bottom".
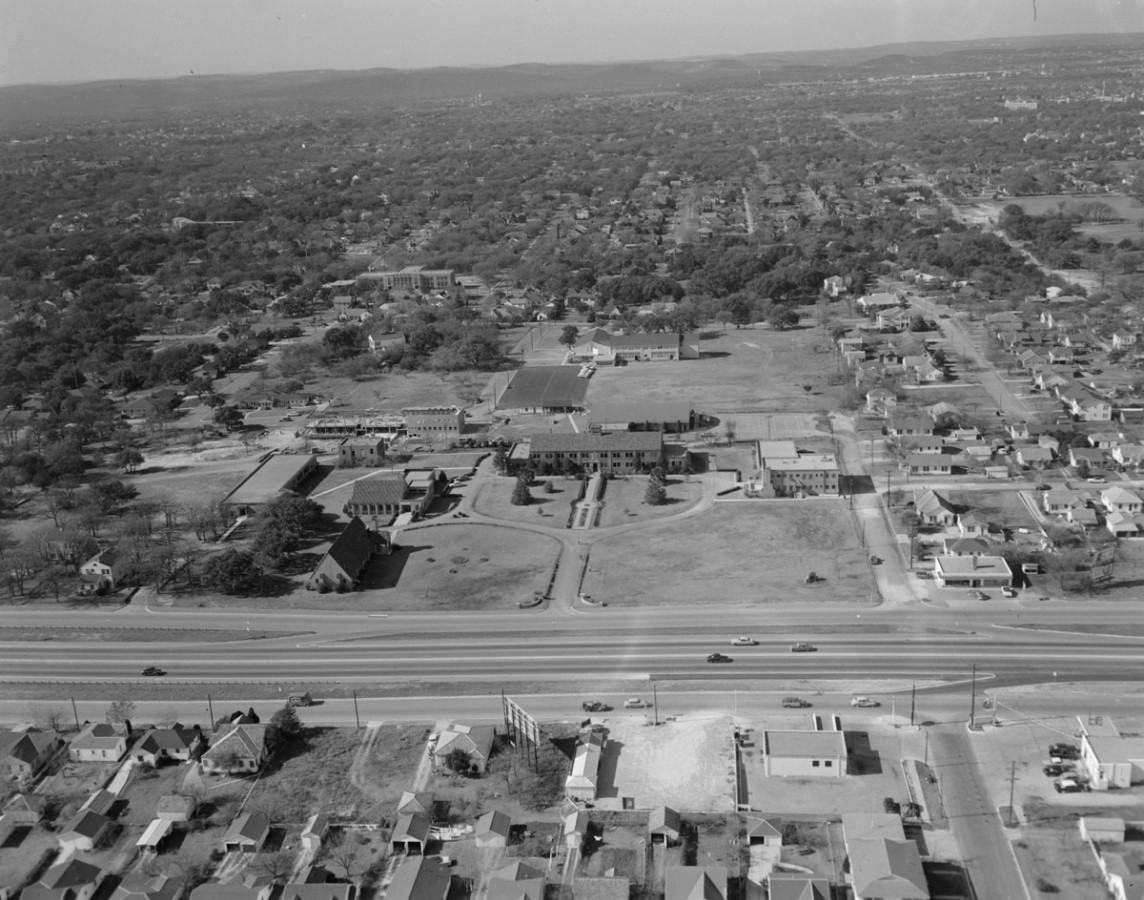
{"left": 764, "top": 730, "right": 847, "bottom": 759}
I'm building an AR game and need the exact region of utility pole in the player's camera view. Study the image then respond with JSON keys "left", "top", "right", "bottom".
{"left": 1006, "top": 761, "right": 1018, "bottom": 826}
{"left": 352, "top": 690, "right": 361, "bottom": 729}
{"left": 969, "top": 664, "right": 977, "bottom": 728}
{"left": 70, "top": 697, "right": 80, "bottom": 731}
{"left": 910, "top": 680, "right": 916, "bottom": 727}
{"left": 653, "top": 683, "right": 659, "bottom": 726}
{"left": 207, "top": 693, "right": 215, "bottom": 728}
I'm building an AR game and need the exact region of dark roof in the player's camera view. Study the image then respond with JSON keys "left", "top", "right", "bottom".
{"left": 495, "top": 365, "right": 589, "bottom": 411}
{"left": 348, "top": 476, "right": 408, "bottom": 507}
{"left": 313, "top": 517, "right": 379, "bottom": 580}
{"left": 387, "top": 856, "right": 452, "bottom": 900}
{"left": 590, "top": 400, "right": 693, "bottom": 425}
{"left": 63, "top": 808, "right": 110, "bottom": 839}
{"left": 529, "top": 432, "right": 662, "bottom": 453}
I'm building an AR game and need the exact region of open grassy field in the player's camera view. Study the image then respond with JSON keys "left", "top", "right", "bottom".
{"left": 579, "top": 324, "right": 849, "bottom": 416}
{"left": 473, "top": 475, "right": 582, "bottom": 526}
{"left": 595, "top": 475, "right": 703, "bottom": 527}
{"left": 582, "top": 501, "right": 874, "bottom": 606}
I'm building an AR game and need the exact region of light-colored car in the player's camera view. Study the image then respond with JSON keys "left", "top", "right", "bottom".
{"left": 971, "top": 590, "right": 989, "bottom": 601}
{"left": 623, "top": 698, "right": 646, "bottom": 709}
{"left": 731, "top": 636, "right": 758, "bottom": 646}
{"left": 851, "top": 696, "right": 880, "bottom": 708}
{"left": 1001, "top": 586, "right": 1017, "bottom": 598}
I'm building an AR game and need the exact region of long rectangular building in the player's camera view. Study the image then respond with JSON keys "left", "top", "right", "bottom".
{"left": 528, "top": 432, "right": 665, "bottom": 475}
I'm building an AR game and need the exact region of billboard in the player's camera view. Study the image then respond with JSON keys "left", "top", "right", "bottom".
{"left": 502, "top": 694, "right": 540, "bottom": 747}
{"left": 1091, "top": 544, "right": 1116, "bottom": 584}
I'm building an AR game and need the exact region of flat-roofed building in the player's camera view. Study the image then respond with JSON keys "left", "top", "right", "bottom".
{"left": 221, "top": 453, "right": 318, "bottom": 516}
{"left": 403, "top": 407, "right": 465, "bottom": 440}
{"left": 764, "top": 731, "right": 848, "bottom": 777}
{"left": 749, "top": 454, "right": 840, "bottom": 498}
{"left": 339, "top": 436, "right": 387, "bottom": 467}
{"left": 932, "top": 555, "right": 1012, "bottom": 589}
{"left": 589, "top": 400, "right": 695, "bottom": 433}
{"left": 528, "top": 432, "right": 668, "bottom": 475}
{"left": 357, "top": 266, "right": 456, "bottom": 293}
{"left": 1078, "top": 716, "right": 1144, "bottom": 791}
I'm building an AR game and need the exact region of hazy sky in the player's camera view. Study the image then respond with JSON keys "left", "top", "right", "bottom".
{"left": 1, "top": 0, "right": 1142, "bottom": 87}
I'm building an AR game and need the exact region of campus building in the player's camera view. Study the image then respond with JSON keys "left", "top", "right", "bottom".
{"left": 527, "top": 432, "right": 673, "bottom": 475}
{"left": 747, "top": 454, "right": 841, "bottom": 498}
{"left": 221, "top": 453, "right": 318, "bottom": 516}
{"left": 403, "top": 407, "right": 466, "bottom": 440}
{"left": 570, "top": 329, "right": 701, "bottom": 364}
{"left": 357, "top": 266, "right": 456, "bottom": 292}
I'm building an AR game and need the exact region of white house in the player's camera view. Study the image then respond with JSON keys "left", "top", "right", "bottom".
{"left": 1103, "top": 487, "right": 1144, "bottom": 516}
{"left": 763, "top": 731, "right": 847, "bottom": 777}
{"left": 79, "top": 549, "right": 122, "bottom": 593}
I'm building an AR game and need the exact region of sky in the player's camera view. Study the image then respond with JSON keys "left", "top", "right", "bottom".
{"left": 1, "top": 0, "right": 1143, "bottom": 87}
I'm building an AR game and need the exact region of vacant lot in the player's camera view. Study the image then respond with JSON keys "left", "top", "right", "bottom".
{"left": 591, "top": 715, "right": 735, "bottom": 812}
{"left": 583, "top": 325, "right": 848, "bottom": 415}
{"left": 310, "top": 368, "right": 483, "bottom": 412}
{"left": 582, "top": 502, "right": 874, "bottom": 606}
{"left": 946, "top": 489, "right": 1039, "bottom": 532}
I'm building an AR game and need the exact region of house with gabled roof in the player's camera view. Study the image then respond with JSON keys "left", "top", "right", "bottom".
{"left": 391, "top": 812, "right": 431, "bottom": 854}
{"left": 1106, "top": 510, "right": 1141, "bottom": 538}
{"left": 111, "top": 870, "right": 184, "bottom": 900}
{"left": 280, "top": 885, "right": 353, "bottom": 900}
{"left": 387, "top": 856, "right": 452, "bottom": 900}
{"left": 201, "top": 724, "right": 265, "bottom": 775}
{"left": 745, "top": 817, "right": 783, "bottom": 846}
{"left": 1044, "top": 489, "right": 1086, "bottom": 515}
{"left": 1113, "top": 444, "right": 1144, "bottom": 467}
{"left": 432, "top": 723, "right": 496, "bottom": 774}
{"left": 903, "top": 453, "right": 951, "bottom": 476}
{"left": 887, "top": 416, "right": 933, "bottom": 437}
{"left": 766, "top": 875, "right": 830, "bottom": 900}
{"left": 1017, "top": 446, "right": 1054, "bottom": 468}
{"left": 21, "top": 858, "right": 105, "bottom": 900}
{"left": 306, "top": 516, "right": 388, "bottom": 592}
{"left": 71, "top": 721, "right": 129, "bottom": 762}
{"left": 914, "top": 489, "right": 956, "bottom": 526}
{"left": 0, "top": 730, "right": 61, "bottom": 782}
{"left": 665, "top": 866, "right": 727, "bottom": 900}
{"left": 942, "top": 537, "right": 990, "bottom": 558}
{"left": 59, "top": 808, "right": 112, "bottom": 854}
{"left": 131, "top": 726, "right": 204, "bottom": 766}
{"left": 488, "top": 862, "right": 545, "bottom": 900}
{"left": 842, "top": 813, "right": 928, "bottom": 900}
{"left": 397, "top": 790, "right": 434, "bottom": 817}
{"left": 649, "top": 806, "right": 682, "bottom": 844}
{"left": 79, "top": 548, "right": 122, "bottom": 593}
{"left": 1103, "top": 487, "right": 1144, "bottom": 516}
{"left": 476, "top": 809, "right": 512, "bottom": 848}
{"left": 2, "top": 790, "right": 46, "bottom": 825}
{"left": 221, "top": 812, "right": 270, "bottom": 853}
{"left": 562, "top": 803, "right": 588, "bottom": 849}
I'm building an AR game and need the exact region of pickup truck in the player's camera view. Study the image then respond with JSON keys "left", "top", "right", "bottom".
{"left": 581, "top": 701, "right": 611, "bottom": 713}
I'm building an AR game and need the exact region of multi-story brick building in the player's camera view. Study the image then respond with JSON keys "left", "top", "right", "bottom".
{"left": 403, "top": 407, "right": 465, "bottom": 440}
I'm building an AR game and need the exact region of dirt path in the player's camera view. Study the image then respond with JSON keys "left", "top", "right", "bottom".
{"left": 348, "top": 722, "right": 387, "bottom": 804}
{"left": 409, "top": 720, "right": 448, "bottom": 791}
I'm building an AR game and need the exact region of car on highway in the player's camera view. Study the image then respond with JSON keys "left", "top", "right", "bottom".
{"left": 581, "top": 700, "right": 611, "bottom": 713}
{"left": 623, "top": 698, "right": 647, "bottom": 709}
{"left": 782, "top": 697, "right": 810, "bottom": 708}
{"left": 706, "top": 653, "right": 733, "bottom": 664}
{"left": 790, "top": 642, "right": 817, "bottom": 652}
{"left": 970, "top": 590, "right": 989, "bottom": 601}
{"left": 914, "top": 571, "right": 933, "bottom": 579}
{"left": 851, "top": 696, "right": 880, "bottom": 708}
{"left": 1001, "top": 586, "right": 1017, "bottom": 598}
{"left": 731, "top": 636, "right": 758, "bottom": 646}
{"left": 1086, "top": 476, "right": 1107, "bottom": 484}
{"left": 140, "top": 666, "right": 165, "bottom": 677}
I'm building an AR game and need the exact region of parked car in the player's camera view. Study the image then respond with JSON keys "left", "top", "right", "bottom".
{"left": 782, "top": 697, "right": 810, "bottom": 708}
{"left": 1054, "top": 778, "right": 1089, "bottom": 793}
{"left": 1001, "top": 587, "right": 1017, "bottom": 598}
{"left": 287, "top": 692, "right": 313, "bottom": 708}
{"left": 970, "top": 590, "right": 989, "bottom": 601}
{"left": 1086, "top": 476, "right": 1107, "bottom": 484}
{"left": 915, "top": 571, "right": 933, "bottom": 580}
{"left": 731, "top": 636, "right": 758, "bottom": 646}
{"left": 1050, "top": 743, "right": 1080, "bottom": 760}
{"left": 623, "top": 698, "right": 647, "bottom": 709}
{"left": 851, "top": 696, "right": 880, "bottom": 708}
{"left": 581, "top": 700, "right": 610, "bottom": 713}
{"left": 1043, "top": 763, "right": 1072, "bottom": 776}
{"left": 706, "top": 653, "right": 733, "bottom": 664}
{"left": 791, "top": 642, "right": 817, "bottom": 652}
{"left": 140, "top": 666, "right": 165, "bottom": 677}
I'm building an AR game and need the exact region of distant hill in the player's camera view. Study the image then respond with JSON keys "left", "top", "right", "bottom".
{"left": 1, "top": 31, "right": 1142, "bottom": 126}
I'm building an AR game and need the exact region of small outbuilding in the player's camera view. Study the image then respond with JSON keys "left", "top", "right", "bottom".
{"left": 221, "top": 813, "right": 270, "bottom": 853}
{"left": 648, "top": 806, "right": 682, "bottom": 845}
{"left": 391, "top": 812, "right": 431, "bottom": 855}
{"left": 745, "top": 817, "right": 783, "bottom": 847}
{"left": 1080, "top": 816, "right": 1125, "bottom": 844}
{"left": 476, "top": 809, "right": 512, "bottom": 848}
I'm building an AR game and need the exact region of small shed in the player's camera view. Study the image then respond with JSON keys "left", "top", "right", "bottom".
{"left": 301, "top": 813, "right": 329, "bottom": 852}
{"left": 137, "top": 817, "right": 174, "bottom": 853}
{"left": 476, "top": 809, "right": 512, "bottom": 848}
{"left": 222, "top": 813, "right": 270, "bottom": 853}
{"left": 391, "top": 812, "right": 430, "bottom": 855}
{"left": 58, "top": 809, "right": 111, "bottom": 854}
{"left": 1080, "top": 816, "right": 1125, "bottom": 844}
{"left": 157, "top": 794, "right": 196, "bottom": 823}
{"left": 745, "top": 817, "right": 783, "bottom": 847}
{"left": 563, "top": 805, "right": 588, "bottom": 850}
{"left": 2, "top": 792, "right": 45, "bottom": 825}
{"left": 397, "top": 790, "right": 434, "bottom": 817}
{"left": 649, "top": 806, "right": 682, "bottom": 845}
{"left": 81, "top": 789, "right": 117, "bottom": 818}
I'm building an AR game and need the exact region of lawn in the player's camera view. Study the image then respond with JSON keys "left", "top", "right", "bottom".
{"left": 595, "top": 475, "right": 703, "bottom": 528}
{"left": 581, "top": 324, "right": 850, "bottom": 416}
{"left": 306, "top": 369, "right": 484, "bottom": 412}
{"left": 473, "top": 475, "right": 583, "bottom": 527}
{"left": 582, "top": 501, "right": 874, "bottom": 606}
{"left": 946, "top": 489, "right": 1038, "bottom": 531}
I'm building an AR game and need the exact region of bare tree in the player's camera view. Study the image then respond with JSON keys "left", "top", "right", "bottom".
{"left": 106, "top": 698, "right": 136, "bottom": 725}
{"left": 328, "top": 832, "right": 367, "bottom": 879}
{"left": 252, "top": 849, "right": 296, "bottom": 882}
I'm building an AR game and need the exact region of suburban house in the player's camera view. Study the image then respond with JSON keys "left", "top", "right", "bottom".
{"left": 1077, "top": 716, "right": 1144, "bottom": 791}
{"left": 59, "top": 809, "right": 112, "bottom": 854}
{"left": 391, "top": 812, "right": 431, "bottom": 855}
{"left": 1113, "top": 444, "right": 1144, "bottom": 467}
{"left": 130, "top": 727, "right": 204, "bottom": 766}
{"left": 941, "top": 537, "right": 990, "bottom": 558}
{"left": 306, "top": 516, "right": 389, "bottom": 592}
{"left": 1068, "top": 506, "right": 1100, "bottom": 528}
{"left": 433, "top": 723, "right": 496, "bottom": 774}
{"left": 1016, "top": 447, "right": 1054, "bottom": 468}
{"left": 201, "top": 724, "right": 265, "bottom": 775}
{"left": 338, "top": 436, "right": 387, "bottom": 467}
{"left": 823, "top": 275, "right": 848, "bottom": 297}
{"left": 865, "top": 388, "right": 897, "bottom": 414}
{"left": 21, "top": 858, "right": 105, "bottom": 900}
{"left": 527, "top": 432, "right": 669, "bottom": 475}
{"left": 565, "top": 729, "right": 604, "bottom": 802}
{"left": 1070, "top": 447, "right": 1107, "bottom": 470}
{"left": 763, "top": 731, "right": 848, "bottom": 777}
{"left": 475, "top": 809, "right": 513, "bottom": 848}
{"left": 899, "top": 435, "right": 943, "bottom": 454}
{"left": 903, "top": 453, "right": 951, "bottom": 476}
{"left": 403, "top": 406, "right": 466, "bottom": 440}
{"left": 79, "top": 549, "right": 122, "bottom": 593}
{"left": 843, "top": 814, "right": 928, "bottom": 900}
{"left": 1103, "top": 487, "right": 1144, "bottom": 516}
{"left": 387, "top": 857, "right": 452, "bottom": 900}
{"left": 70, "top": 722, "right": 130, "bottom": 762}
{"left": 1106, "top": 511, "right": 1141, "bottom": 538}
{"left": 488, "top": 862, "right": 545, "bottom": 900}
{"left": 110, "top": 870, "right": 184, "bottom": 900}
{"left": 666, "top": 867, "right": 727, "bottom": 900}
{"left": 933, "top": 555, "right": 1013, "bottom": 589}
{"left": 913, "top": 489, "right": 957, "bottom": 527}
{"left": 301, "top": 813, "right": 329, "bottom": 852}
{"left": 397, "top": 790, "right": 434, "bottom": 818}
{"left": 767, "top": 875, "right": 829, "bottom": 900}
{"left": 856, "top": 293, "right": 901, "bottom": 314}
{"left": 221, "top": 813, "right": 270, "bottom": 853}
{"left": 0, "top": 731, "right": 61, "bottom": 783}
{"left": 887, "top": 416, "right": 933, "bottom": 437}
{"left": 746, "top": 817, "right": 783, "bottom": 847}
{"left": 649, "top": 806, "right": 682, "bottom": 844}
{"left": 156, "top": 794, "right": 197, "bottom": 823}
{"left": 957, "top": 511, "right": 992, "bottom": 538}
{"left": 1044, "top": 490, "right": 1086, "bottom": 516}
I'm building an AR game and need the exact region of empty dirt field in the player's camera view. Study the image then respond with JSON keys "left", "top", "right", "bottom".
{"left": 583, "top": 325, "right": 847, "bottom": 415}
{"left": 590, "top": 714, "right": 736, "bottom": 812}
{"left": 581, "top": 502, "right": 875, "bottom": 606}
